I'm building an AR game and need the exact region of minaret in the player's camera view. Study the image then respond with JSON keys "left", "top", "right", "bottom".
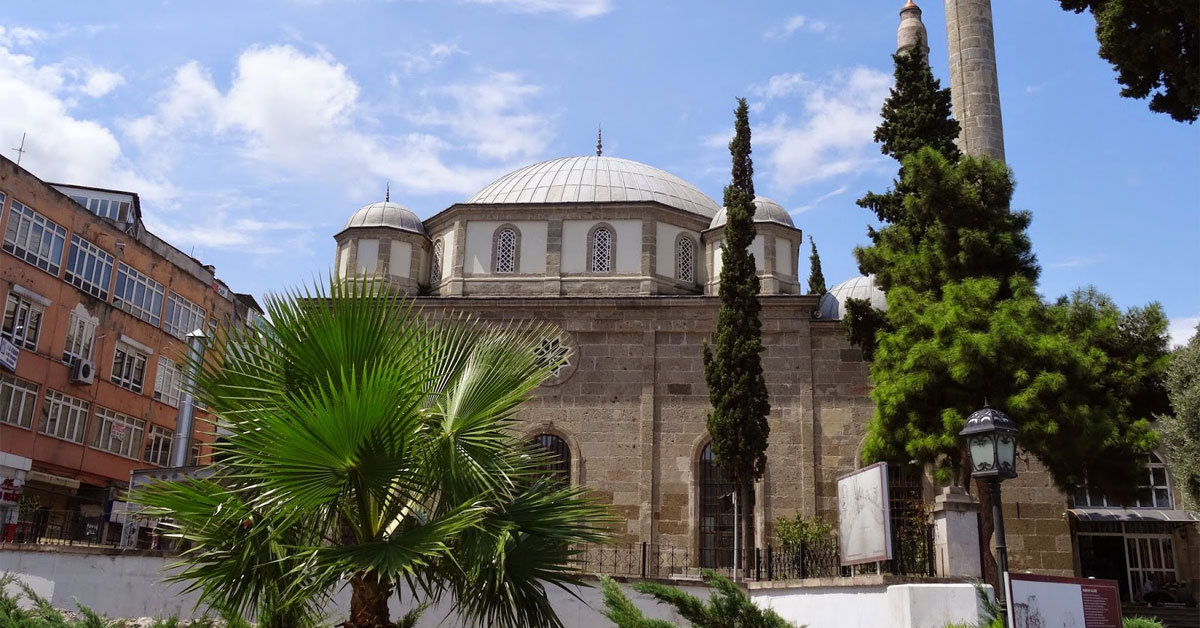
{"left": 897, "top": 0, "right": 929, "bottom": 60}
{"left": 945, "top": 0, "right": 1006, "bottom": 161}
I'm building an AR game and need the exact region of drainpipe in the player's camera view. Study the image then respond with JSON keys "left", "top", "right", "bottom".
{"left": 169, "top": 330, "right": 206, "bottom": 468}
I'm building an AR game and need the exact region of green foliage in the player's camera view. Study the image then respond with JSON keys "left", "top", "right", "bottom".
{"left": 1161, "top": 324, "right": 1200, "bottom": 512}
{"left": 874, "top": 48, "right": 961, "bottom": 164}
{"left": 600, "top": 572, "right": 802, "bottom": 628}
{"left": 704, "top": 98, "right": 771, "bottom": 487}
{"left": 842, "top": 297, "right": 885, "bottom": 361}
{"left": 806, "top": 237, "right": 826, "bottom": 296}
{"left": 1123, "top": 617, "right": 1167, "bottom": 628}
{"left": 133, "top": 277, "right": 613, "bottom": 628}
{"left": 774, "top": 515, "right": 835, "bottom": 551}
{"left": 1058, "top": 0, "right": 1198, "bottom": 122}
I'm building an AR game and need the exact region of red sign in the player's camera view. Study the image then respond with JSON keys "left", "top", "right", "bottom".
{"left": 0, "top": 478, "right": 21, "bottom": 504}
{"left": 1007, "top": 573, "right": 1122, "bottom": 628}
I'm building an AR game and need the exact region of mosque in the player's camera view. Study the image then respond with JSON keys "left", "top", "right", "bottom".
{"left": 330, "top": 0, "right": 1198, "bottom": 603}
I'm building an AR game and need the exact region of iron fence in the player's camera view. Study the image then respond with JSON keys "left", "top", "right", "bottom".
{"left": 0, "top": 508, "right": 167, "bottom": 550}
{"left": 572, "top": 523, "right": 936, "bottom": 582}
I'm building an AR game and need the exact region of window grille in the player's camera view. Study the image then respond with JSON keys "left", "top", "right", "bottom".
{"left": 64, "top": 235, "right": 115, "bottom": 300}
{"left": 590, "top": 226, "right": 613, "bottom": 273}
{"left": 431, "top": 239, "right": 444, "bottom": 284}
{"left": 41, "top": 390, "right": 90, "bottom": 443}
{"left": 111, "top": 344, "right": 148, "bottom": 393}
{"left": 91, "top": 407, "right": 145, "bottom": 459}
{"left": 532, "top": 433, "right": 571, "bottom": 484}
{"left": 676, "top": 235, "right": 695, "bottom": 283}
{"left": 0, "top": 373, "right": 39, "bottom": 429}
{"left": 163, "top": 292, "right": 206, "bottom": 339}
{"left": 495, "top": 228, "right": 518, "bottom": 273}
{"left": 143, "top": 424, "right": 173, "bottom": 466}
{"left": 699, "top": 442, "right": 746, "bottom": 568}
{"left": 113, "top": 263, "right": 165, "bottom": 326}
{"left": 3, "top": 200, "right": 66, "bottom": 275}
{"left": 533, "top": 335, "right": 570, "bottom": 378}
{"left": 2, "top": 292, "right": 44, "bottom": 350}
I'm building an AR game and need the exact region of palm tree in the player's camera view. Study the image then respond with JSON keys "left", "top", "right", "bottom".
{"left": 134, "top": 278, "right": 613, "bottom": 628}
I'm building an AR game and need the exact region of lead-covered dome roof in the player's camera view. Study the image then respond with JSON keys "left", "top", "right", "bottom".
{"left": 818, "top": 274, "right": 886, "bottom": 320}
{"left": 709, "top": 196, "right": 795, "bottom": 229}
{"left": 343, "top": 201, "right": 426, "bottom": 236}
{"left": 466, "top": 156, "right": 720, "bottom": 217}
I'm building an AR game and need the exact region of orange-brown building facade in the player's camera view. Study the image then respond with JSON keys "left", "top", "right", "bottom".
{"left": 0, "top": 155, "right": 255, "bottom": 538}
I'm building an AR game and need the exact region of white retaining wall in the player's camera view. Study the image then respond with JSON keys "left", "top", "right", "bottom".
{"left": 1, "top": 548, "right": 990, "bottom": 627}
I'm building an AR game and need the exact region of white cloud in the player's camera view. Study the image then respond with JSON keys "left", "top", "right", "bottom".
{"left": 764, "top": 15, "right": 828, "bottom": 40}
{"left": 1168, "top": 316, "right": 1199, "bottom": 349}
{"left": 462, "top": 0, "right": 612, "bottom": 18}
{"left": 747, "top": 66, "right": 892, "bottom": 191}
{"left": 78, "top": 67, "right": 124, "bottom": 98}
{"left": 0, "top": 40, "right": 170, "bottom": 199}
{"left": 0, "top": 26, "right": 45, "bottom": 48}
{"left": 126, "top": 44, "right": 519, "bottom": 196}
{"left": 415, "top": 71, "right": 552, "bottom": 161}
{"left": 1048, "top": 254, "right": 1105, "bottom": 269}
{"left": 397, "top": 41, "right": 466, "bottom": 76}
{"left": 791, "top": 185, "right": 848, "bottom": 215}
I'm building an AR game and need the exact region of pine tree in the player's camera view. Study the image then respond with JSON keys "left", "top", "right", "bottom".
{"left": 703, "top": 98, "right": 771, "bottom": 572}
{"left": 807, "top": 236, "right": 827, "bottom": 295}
{"left": 1159, "top": 325, "right": 1199, "bottom": 512}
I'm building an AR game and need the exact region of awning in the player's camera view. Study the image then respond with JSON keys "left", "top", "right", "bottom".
{"left": 25, "top": 470, "right": 81, "bottom": 490}
{"left": 1069, "top": 508, "right": 1198, "bottom": 523}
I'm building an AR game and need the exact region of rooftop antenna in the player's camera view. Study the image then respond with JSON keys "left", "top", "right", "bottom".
{"left": 596, "top": 125, "right": 602, "bottom": 156}
{"left": 12, "top": 132, "right": 27, "bottom": 166}
{"left": 385, "top": 182, "right": 390, "bottom": 203}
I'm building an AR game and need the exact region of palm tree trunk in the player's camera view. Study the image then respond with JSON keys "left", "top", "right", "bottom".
{"left": 347, "top": 572, "right": 394, "bottom": 628}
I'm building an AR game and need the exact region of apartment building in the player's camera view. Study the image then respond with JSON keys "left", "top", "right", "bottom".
{"left": 0, "top": 155, "right": 256, "bottom": 539}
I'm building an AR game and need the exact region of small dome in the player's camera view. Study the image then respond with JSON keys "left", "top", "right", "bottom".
{"left": 709, "top": 197, "right": 796, "bottom": 229}
{"left": 818, "top": 274, "right": 886, "bottom": 320}
{"left": 466, "top": 156, "right": 720, "bottom": 217}
{"left": 344, "top": 201, "right": 426, "bottom": 236}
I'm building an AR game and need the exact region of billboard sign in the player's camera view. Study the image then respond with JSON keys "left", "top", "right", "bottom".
{"left": 0, "top": 337, "right": 18, "bottom": 372}
{"left": 837, "top": 462, "right": 892, "bottom": 565}
{"left": 1007, "top": 573, "right": 1122, "bottom": 628}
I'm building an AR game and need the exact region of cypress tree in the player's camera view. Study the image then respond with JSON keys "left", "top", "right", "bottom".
{"left": 807, "top": 236, "right": 827, "bottom": 296}
{"left": 703, "top": 98, "right": 771, "bottom": 572}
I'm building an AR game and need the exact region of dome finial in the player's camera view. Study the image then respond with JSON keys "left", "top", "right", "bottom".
{"left": 596, "top": 125, "right": 603, "bottom": 156}
{"left": 385, "top": 182, "right": 390, "bottom": 203}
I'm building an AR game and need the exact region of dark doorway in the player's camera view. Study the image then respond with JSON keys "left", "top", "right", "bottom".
{"left": 1078, "top": 535, "right": 1130, "bottom": 601}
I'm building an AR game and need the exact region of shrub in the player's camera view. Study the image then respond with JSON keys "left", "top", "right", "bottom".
{"left": 1123, "top": 617, "right": 1166, "bottom": 628}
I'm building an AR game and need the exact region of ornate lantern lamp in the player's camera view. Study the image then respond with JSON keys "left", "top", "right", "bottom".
{"left": 960, "top": 405, "right": 1019, "bottom": 628}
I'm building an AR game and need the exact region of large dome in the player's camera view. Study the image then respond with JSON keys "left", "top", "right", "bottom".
{"left": 343, "top": 201, "right": 426, "bottom": 236}
{"left": 818, "top": 275, "right": 886, "bottom": 320}
{"left": 709, "top": 196, "right": 795, "bottom": 229}
{"left": 466, "top": 156, "right": 720, "bottom": 217}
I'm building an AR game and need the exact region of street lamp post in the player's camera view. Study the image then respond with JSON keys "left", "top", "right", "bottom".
{"left": 960, "top": 406, "right": 1018, "bottom": 628}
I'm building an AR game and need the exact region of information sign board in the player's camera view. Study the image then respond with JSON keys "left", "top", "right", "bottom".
{"left": 1007, "top": 572, "right": 1122, "bottom": 628}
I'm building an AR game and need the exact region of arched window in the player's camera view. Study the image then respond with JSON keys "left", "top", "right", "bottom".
{"left": 493, "top": 227, "right": 519, "bottom": 274}
{"left": 698, "top": 442, "right": 739, "bottom": 568}
{"left": 532, "top": 433, "right": 571, "bottom": 484}
{"left": 1072, "top": 453, "right": 1173, "bottom": 509}
{"left": 430, "top": 239, "right": 444, "bottom": 284}
{"left": 676, "top": 234, "right": 695, "bottom": 283}
{"left": 589, "top": 224, "right": 613, "bottom": 273}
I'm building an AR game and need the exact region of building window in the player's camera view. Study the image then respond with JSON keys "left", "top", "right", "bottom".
{"left": 40, "top": 390, "right": 90, "bottom": 443}
{"left": 357, "top": 239, "right": 379, "bottom": 274}
{"left": 143, "top": 424, "right": 173, "bottom": 467}
{"left": 90, "top": 407, "right": 145, "bottom": 459}
{"left": 0, "top": 373, "right": 39, "bottom": 429}
{"left": 113, "top": 263, "right": 165, "bottom": 326}
{"left": 64, "top": 235, "right": 115, "bottom": 300}
{"left": 531, "top": 433, "right": 571, "bottom": 484}
{"left": 430, "top": 239, "right": 444, "bottom": 284}
{"left": 63, "top": 312, "right": 97, "bottom": 364}
{"left": 589, "top": 224, "right": 614, "bottom": 273}
{"left": 1073, "top": 453, "right": 1174, "bottom": 509}
{"left": 153, "top": 356, "right": 183, "bottom": 408}
{"left": 2, "top": 292, "right": 44, "bottom": 351}
{"left": 2, "top": 200, "right": 67, "bottom": 276}
{"left": 698, "top": 442, "right": 740, "bottom": 568}
{"left": 493, "top": 227, "right": 519, "bottom": 274}
{"left": 676, "top": 234, "right": 695, "bottom": 283}
{"left": 111, "top": 343, "right": 149, "bottom": 393}
{"left": 533, "top": 334, "right": 571, "bottom": 378}
{"left": 163, "top": 292, "right": 206, "bottom": 339}
{"left": 69, "top": 195, "right": 134, "bottom": 224}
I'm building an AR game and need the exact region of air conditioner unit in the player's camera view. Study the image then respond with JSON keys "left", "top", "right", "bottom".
{"left": 70, "top": 359, "right": 96, "bottom": 385}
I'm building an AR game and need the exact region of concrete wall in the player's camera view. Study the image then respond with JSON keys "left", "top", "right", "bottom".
{"left": 2, "top": 547, "right": 991, "bottom": 628}
{"left": 464, "top": 220, "right": 548, "bottom": 275}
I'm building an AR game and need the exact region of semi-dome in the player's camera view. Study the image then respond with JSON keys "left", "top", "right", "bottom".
{"left": 344, "top": 201, "right": 427, "bottom": 236}
{"left": 818, "top": 274, "right": 886, "bottom": 320}
{"left": 466, "top": 156, "right": 720, "bottom": 217}
{"left": 709, "top": 196, "right": 796, "bottom": 229}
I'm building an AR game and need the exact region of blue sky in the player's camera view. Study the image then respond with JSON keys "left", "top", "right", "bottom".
{"left": 1, "top": 1, "right": 1197, "bottom": 343}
